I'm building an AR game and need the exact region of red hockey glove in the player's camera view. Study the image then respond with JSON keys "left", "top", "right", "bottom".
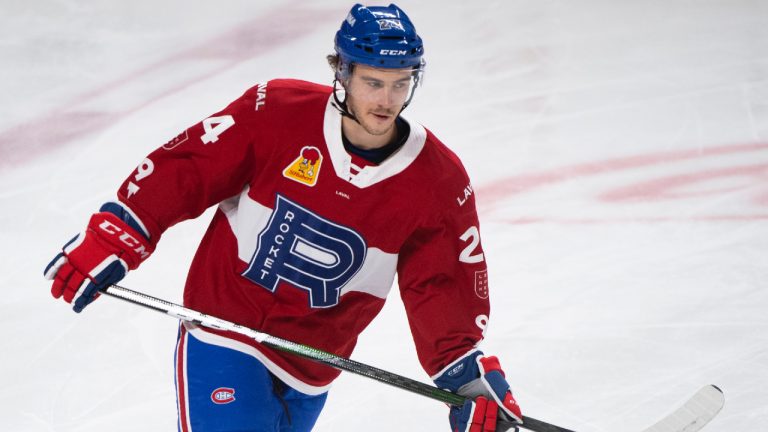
{"left": 44, "top": 209, "right": 154, "bottom": 312}
{"left": 451, "top": 395, "right": 502, "bottom": 432}
{"left": 434, "top": 351, "right": 523, "bottom": 432}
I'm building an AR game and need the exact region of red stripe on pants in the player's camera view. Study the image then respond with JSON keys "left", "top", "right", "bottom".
{"left": 176, "top": 325, "right": 190, "bottom": 432}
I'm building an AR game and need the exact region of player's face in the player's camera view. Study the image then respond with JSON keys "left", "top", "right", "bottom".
{"left": 345, "top": 65, "right": 413, "bottom": 137}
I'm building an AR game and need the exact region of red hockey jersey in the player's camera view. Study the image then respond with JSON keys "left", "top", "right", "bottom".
{"left": 117, "top": 79, "right": 491, "bottom": 394}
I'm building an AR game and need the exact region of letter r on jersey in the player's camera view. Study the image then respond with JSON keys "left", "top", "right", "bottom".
{"left": 242, "top": 195, "right": 367, "bottom": 308}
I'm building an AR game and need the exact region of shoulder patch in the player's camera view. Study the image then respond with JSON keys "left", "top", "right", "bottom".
{"left": 283, "top": 146, "right": 323, "bottom": 187}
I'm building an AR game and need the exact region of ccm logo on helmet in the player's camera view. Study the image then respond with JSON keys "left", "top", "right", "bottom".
{"left": 211, "top": 387, "right": 236, "bottom": 404}
{"left": 380, "top": 49, "right": 407, "bottom": 56}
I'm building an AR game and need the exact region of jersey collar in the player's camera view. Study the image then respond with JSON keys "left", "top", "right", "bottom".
{"left": 324, "top": 94, "right": 426, "bottom": 188}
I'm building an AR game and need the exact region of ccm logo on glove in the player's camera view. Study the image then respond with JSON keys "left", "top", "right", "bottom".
{"left": 97, "top": 218, "right": 151, "bottom": 260}
{"left": 44, "top": 208, "right": 154, "bottom": 312}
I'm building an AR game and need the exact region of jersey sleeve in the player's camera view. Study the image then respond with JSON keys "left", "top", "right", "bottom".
{"left": 114, "top": 84, "right": 270, "bottom": 241}
{"left": 397, "top": 174, "right": 490, "bottom": 377}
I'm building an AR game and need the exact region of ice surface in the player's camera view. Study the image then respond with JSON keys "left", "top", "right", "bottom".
{"left": 1, "top": 0, "right": 766, "bottom": 430}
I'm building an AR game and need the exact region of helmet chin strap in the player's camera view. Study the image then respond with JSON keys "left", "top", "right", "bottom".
{"left": 332, "top": 78, "right": 359, "bottom": 123}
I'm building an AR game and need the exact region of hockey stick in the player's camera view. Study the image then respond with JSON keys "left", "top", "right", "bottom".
{"left": 101, "top": 284, "right": 724, "bottom": 432}
{"left": 101, "top": 284, "right": 571, "bottom": 432}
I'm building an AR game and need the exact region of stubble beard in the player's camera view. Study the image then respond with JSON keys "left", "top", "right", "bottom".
{"left": 348, "top": 99, "right": 396, "bottom": 137}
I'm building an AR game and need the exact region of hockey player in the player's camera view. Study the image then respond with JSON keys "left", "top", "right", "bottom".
{"left": 44, "top": 3, "right": 523, "bottom": 431}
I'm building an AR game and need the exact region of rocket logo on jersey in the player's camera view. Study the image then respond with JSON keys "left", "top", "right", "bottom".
{"left": 283, "top": 146, "right": 323, "bottom": 187}
{"left": 242, "top": 195, "right": 367, "bottom": 308}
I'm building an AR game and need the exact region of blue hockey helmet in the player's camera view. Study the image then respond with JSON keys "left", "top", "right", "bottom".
{"left": 332, "top": 4, "right": 425, "bottom": 115}
{"left": 334, "top": 3, "right": 425, "bottom": 75}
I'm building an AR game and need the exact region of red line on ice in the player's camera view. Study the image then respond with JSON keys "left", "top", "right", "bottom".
{"left": 0, "top": 5, "right": 339, "bottom": 172}
{"left": 477, "top": 142, "right": 768, "bottom": 223}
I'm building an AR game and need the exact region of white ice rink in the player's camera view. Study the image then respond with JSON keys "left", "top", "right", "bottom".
{"left": 1, "top": 1, "right": 766, "bottom": 430}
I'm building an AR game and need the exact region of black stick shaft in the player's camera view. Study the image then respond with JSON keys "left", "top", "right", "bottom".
{"left": 102, "top": 284, "right": 575, "bottom": 432}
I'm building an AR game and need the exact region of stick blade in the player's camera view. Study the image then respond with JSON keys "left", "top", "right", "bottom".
{"left": 641, "top": 385, "right": 725, "bottom": 432}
